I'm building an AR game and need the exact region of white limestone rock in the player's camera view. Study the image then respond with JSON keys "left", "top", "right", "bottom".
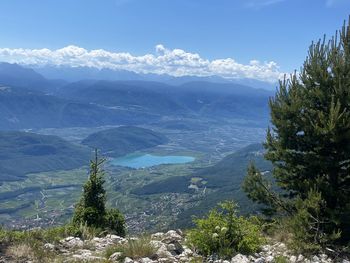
{"left": 43, "top": 243, "right": 55, "bottom": 251}
{"left": 290, "top": 255, "right": 297, "bottom": 263}
{"left": 109, "top": 252, "right": 123, "bottom": 262}
{"left": 72, "top": 249, "right": 104, "bottom": 261}
{"left": 151, "top": 232, "right": 165, "bottom": 240}
{"left": 266, "top": 255, "right": 274, "bottom": 262}
{"left": 124, "top": 257, "right": 134, "bottom": 263}
{"left": 231, "top": 254, "right": 249, "bottom": 263}
{"left": 60, "top": 236, "right": 84, "bottom": 248}
{"left": 162, "top": 230, "right": 183, "bottom": 244}
{"left": 156, "top": 244, "right": 174, "bottom": 258}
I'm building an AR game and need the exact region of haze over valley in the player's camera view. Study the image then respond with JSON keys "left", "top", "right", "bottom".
{"left": 0, "top": 61, "right": 271, "bottom": 231}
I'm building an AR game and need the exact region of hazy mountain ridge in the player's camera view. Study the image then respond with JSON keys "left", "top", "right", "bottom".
{"left": 56, "top": 79, "right": 272, "bottom": 120}
{"left": 32, "top": 64, "right": 277, "bottom": 90}
{"left": 57, "top": 80, "right": 187, "bottom": 115}
{"left": 0, "top": 85, "right": 159, "bottom": 130}
{"left": 0, "top": 62, "right": 67, "bottom": 93}
{"left": 0, "top": 63, "right": 272, "bottom": 130}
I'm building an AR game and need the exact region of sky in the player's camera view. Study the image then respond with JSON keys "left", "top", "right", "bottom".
{"left": 0, "top": 0, "right": 349, "bottom": 82}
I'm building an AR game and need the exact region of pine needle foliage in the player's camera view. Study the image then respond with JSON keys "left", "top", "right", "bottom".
{"left": 73, "top": 149, "right": 126, "bottom": 236}
{"left": 243, "top": 18, "right": 350, "bottom": 247}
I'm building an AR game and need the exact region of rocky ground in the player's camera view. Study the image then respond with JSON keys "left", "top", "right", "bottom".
{"left": 34, "top": 230, "right": 349, "bottom": 263}
{"left": 1, "top": 229, "right": 349, "bottom": 262}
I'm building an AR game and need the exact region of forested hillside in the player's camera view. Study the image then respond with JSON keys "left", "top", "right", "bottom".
{"left": 82, "top": 126, "right": 168, "bottom": 157}
{"left": 0, "top": 131, "right": 90, "bottom": 183}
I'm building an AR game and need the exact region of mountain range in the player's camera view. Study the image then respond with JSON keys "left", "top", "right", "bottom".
{"left": 32, "top": 64, "right": 277, "bottom": 90}
{"left": 0, "top": 62, "right": 273, "bottom": 130}
{"left": 0, "top": 61, "right": 273, "bottom": 230}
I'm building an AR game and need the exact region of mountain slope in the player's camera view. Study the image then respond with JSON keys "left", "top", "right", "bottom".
{"left": 0, "top": 86, "right": 159, "bottom": 130}
{"left": 131, "top": 143, "right": 271, "bottom": 227}
{"left": 132, "top": 143, "right": 270, "bottom": 195}
{"left": 81, "top": 126, "right": 168, "bottom": 157}
{"left": 58, "top": 80, "right": 187, "bottom": 115}
{"left": 57, "top": 80, "right": 272, "bottom": 121}
{"left": 0, "top": 62, "right": 65, "bottom": 92}
{"left": 0, "top": 131, "right": 91, "bottom": 183}
{"left": 172, "top": 81, "right": 272, "bottom": 120}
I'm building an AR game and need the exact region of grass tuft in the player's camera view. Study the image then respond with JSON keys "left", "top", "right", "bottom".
{"left": 105, "top": 236, "right": 156, "bottom": 260}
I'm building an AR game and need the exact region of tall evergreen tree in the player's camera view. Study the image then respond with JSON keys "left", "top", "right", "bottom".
{"left": 243, "top": 19, "right": 350, "bottom": 244}
{"left": 73, "top": 149, "right": 126, "bottom": 236}
{"left": 73, "top": 149, "right": 106, "bottom": 227}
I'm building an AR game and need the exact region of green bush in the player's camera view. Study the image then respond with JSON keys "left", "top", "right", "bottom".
{"left": 288, "top": 189, "right": 341, "bottom": 253}
{"left": 0, "top": 227, "right": 26, "bottom": 244}
{"left": 187, "top": 201, "right": 264, "bottom": 258}
{"left": 105, "top": 208, "right": 126, "bottom": 237}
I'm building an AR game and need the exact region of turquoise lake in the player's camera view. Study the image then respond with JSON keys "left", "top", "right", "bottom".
{"left": 110, "top": 154, "right": 195, "bottom": 169}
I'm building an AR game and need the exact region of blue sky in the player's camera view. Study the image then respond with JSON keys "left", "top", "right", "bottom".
{"left": 0, "top": 0, "right": 349, "bottom": 82}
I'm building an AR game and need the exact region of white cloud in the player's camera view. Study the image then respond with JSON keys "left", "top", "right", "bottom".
{"left": 0, "top": 45, "right": 284, "bottom": 83}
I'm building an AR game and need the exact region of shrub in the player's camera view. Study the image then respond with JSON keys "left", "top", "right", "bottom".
{"left": 105, "top": 208, "right": 126, "bottom": 237}
{"left": 187, "top": 201, "right": 264, "bottom": 258}
{"left": 288, "top": 189, "right": 341, "bottom": 253}
{"left": 0, "top": 227, "right": 25, "bottom": 244}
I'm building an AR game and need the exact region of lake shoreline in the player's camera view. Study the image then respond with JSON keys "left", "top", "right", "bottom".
{"left": 110, "top": 153, "right": 195, "bottom": 169}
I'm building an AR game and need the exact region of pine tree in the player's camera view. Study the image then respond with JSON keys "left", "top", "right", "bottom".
{"left": 243, "top": 19, "right": 350, "bottom": 245}
{"left": 73, "top": 149, "right": 126, "bottom": 236}
{"left": 73, "top": 149, "right": 106, "bottom": 227}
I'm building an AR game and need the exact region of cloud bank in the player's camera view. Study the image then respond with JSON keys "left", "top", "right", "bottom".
{"left": 0, "top": 44, "right": 284, "bottom": 83}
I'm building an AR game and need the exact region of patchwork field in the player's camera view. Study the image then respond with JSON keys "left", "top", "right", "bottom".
{"left": 0, "top": 119, "right": 268, "bottom": 233}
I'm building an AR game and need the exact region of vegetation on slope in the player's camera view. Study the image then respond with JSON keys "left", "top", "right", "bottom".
{"left": 131, "top": 143, "right": 272, "bottom": 226}
{"left": 58, "top": 79, "right": 272, "bottom": 121}
{"left": 81, "top": 126, "right": 168, "bottom": 157}
{"left": 0, "top": 85, "right": 159, "bottom": 130}
{"left": 187, "top": 201, "right": 264, "bottom": 259}
{"left": 0, "top": 131, "right": 90, "bottom": 183}
{"left": 132, "top": 143, "right": 270, "bottom": 195}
